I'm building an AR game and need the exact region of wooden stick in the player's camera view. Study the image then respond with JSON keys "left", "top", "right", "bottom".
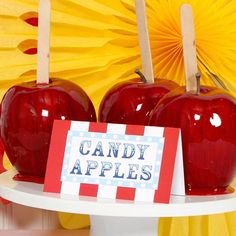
{"left": 180, "top": 4, "right": 198, "bottom": 92}
{"left": 36, "top": 0, "right": 51, "bottom": 84}
{"left": 135, "top": 0, "right": 154, "bottom": 83}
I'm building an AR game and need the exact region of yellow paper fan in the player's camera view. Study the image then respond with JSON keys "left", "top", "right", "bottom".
{"left": 2, "top": 0, "right": 236, "bottom": 108}
{"left": 1, "top": 1, "right": 236, "bottom": 235}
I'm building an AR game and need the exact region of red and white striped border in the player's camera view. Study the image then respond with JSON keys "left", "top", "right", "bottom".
{"left": 44, "top": 120, "right": 180, "bottom": 203}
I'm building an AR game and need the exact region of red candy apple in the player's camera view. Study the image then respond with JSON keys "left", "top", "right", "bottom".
{"left": 0, "top": 78, "right": 96, "bottom": 182}
{"left": 0, "top": 138, "right": 3, "bottom": 158}
{"left": 0, "top": 138, "right": 5, "bottom": 173}
{"left": 149, "top": 79, "right": 236, "bottom": 195}
{"left": 99, "top": 70, "right": 177, "bottom": 125}
{"left": 0, "top": 105, "right": 5, "bottom": 173}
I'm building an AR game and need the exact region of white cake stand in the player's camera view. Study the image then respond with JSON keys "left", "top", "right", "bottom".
{"left": 0, "top": 169, "right": 236, "bottom": 236}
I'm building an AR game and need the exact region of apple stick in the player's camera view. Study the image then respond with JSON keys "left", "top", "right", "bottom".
{"left": 135, "top": 0, "right": 154, "bottom": 83}
{"left": 180, "top": 4, "right": 198, "bottom": 93}
{"left": 36, "top": 0, "right": 51, "bottom": 84}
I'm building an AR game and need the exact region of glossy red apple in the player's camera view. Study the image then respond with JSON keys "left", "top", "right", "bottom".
{"left": 0, "top": 78, "right": 96, "bottom": 182}
{"left": 99, "top": 70, "right": 178, "bottom": 125}
{"left": 0, "top": 138, "right": 5, "bottom": 173}
{"left": 0, "top": 104, "right": 5, "bottom": 173}
{"left": 0, "top": 139, "right": 3, "bottom": 157}
{"left": 149, "top": 84, "right": 236, "bottom": 195}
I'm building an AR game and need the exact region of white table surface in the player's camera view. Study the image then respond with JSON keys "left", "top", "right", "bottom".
{"left": 0, "top": 169, "right": 236, "bottom": 218}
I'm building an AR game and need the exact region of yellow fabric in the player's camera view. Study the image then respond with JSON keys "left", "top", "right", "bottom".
{"left": 57, "top": 213, "right": 90, "bottom": 230}
{"left": 1, "top": 0, "right": 236, "bottom": 234}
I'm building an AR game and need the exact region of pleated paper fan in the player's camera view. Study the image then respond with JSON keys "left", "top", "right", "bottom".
{"left": 2, "top": 0, "right": 236, "bottom": 109}
{"left": 146, "top": 0, "right": 236, "bottom": 90}
{"left": 52, "top": 0, "right": 236, "bottom": 96}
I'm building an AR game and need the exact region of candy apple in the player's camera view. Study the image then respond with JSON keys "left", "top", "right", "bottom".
{"left": 0, "top": 138, "right": 4, "bottom": 173}
{"left": 0, "top": 139, "right": 3, "bottom": 158}
{"left": 99, "top": 70, "right": 178, "bottom": 125}
{"left": 0, "top": 105, "right": 5, "bottom": 173}
{"left": 0, "top": 78, "right": 96, "bottom": 182}
{"left": 149, "top": 82, "right": 236, "bottom": 195}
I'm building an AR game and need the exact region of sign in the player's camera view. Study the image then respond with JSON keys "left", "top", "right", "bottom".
{"left": 44, "top": 120, "right": 185, "bottom": 203}
{"left": 62, "top": 130, "right": 164, "bottom": 190}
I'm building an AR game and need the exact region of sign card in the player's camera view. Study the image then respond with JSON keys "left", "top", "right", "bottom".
{"left": 44, "top": 120, "right": 185, "bottom": 203}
